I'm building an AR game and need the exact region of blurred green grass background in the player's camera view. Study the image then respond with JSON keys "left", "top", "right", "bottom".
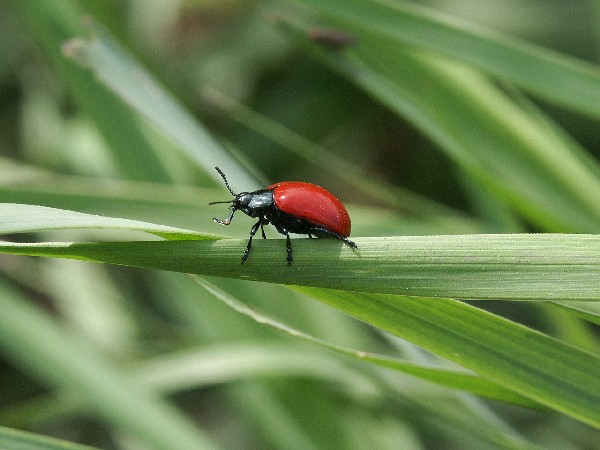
{"left": 2, "top": 0, "right": 600, "bottom": 449}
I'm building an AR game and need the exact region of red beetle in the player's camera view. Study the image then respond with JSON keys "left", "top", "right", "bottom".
{"left": 209, "top": 166, "right": 357, "bottom": 264}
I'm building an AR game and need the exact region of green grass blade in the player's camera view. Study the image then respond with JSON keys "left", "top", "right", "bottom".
{"left": 551, "top": 302, "right": 600, "bottom": 326}
{"left": 135, "top": 342, "right": 378, "bottom": 396}
{"left": 293, "top": 287, "right": 600, "bottom": 429}
{"left": 192, "top": 277, "right": 541, "bottom": 409}
{"left": 61, "top": 20, "right": 258, "bottom": 189}
{"left": 288, "top": 0, "right": 600, "bottom": 119}
{"left": 2, "top": 218, "right": 600, "bottom": 300}
{"left": 0, "top": 235, "right": 597, "bottom": 301}
{"left": 0, "top": 203, "right": 214, "bottom": 240}
{"left": 13, "top": 0, "right": 172, "bottom": 182}
{"left": 0, "top": 425, "right": 99, "bottom": 450}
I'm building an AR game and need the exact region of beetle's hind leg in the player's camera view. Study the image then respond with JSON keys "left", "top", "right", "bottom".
{"left": 270, "top": 222, "right": 294, "bottom": 265}
{"left": 339, "top": 235, "right": 358, "bottom": 249}
{"left": 285, "top": 231, "right": 293, "bottom": 265}
{"left": 308, "top": 227, "right": 357, "bottom": 249}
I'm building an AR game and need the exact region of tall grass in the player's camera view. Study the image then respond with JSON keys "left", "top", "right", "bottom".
{"left": 1, "top": 0, "right": 600, "bottom": 448}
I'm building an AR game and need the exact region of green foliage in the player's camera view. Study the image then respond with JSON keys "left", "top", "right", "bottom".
{"left": 2, "top": 0, "right": 600, "bottom": 448}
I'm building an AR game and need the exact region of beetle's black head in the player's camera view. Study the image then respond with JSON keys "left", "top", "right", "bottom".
{"left": 208, "top": 166, "right": 253, "bottom": 225}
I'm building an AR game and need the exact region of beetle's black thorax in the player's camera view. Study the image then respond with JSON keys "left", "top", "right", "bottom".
{"left": 236, "top": 189, "right": 275, "bottom": 218}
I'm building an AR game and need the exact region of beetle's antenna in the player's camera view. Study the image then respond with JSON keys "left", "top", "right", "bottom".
{"left": 208, "top": 200, "right": 234, "bottom": 205}
{"left": 214, "top": 166, "right": 236, "bottom": 197}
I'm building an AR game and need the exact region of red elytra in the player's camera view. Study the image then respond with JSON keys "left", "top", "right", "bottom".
{"left": 268, "top": 181, "right": 352, "bottom": 237}
{"left": 209, "top": 167, "right": 357, "bottom": 265}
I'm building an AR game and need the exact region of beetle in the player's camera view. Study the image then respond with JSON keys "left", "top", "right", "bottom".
{"left": 209, "top": 166, "right": 357, "bottom": 265}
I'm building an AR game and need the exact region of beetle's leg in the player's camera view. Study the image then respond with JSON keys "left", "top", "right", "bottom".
{"left": 308, "top": 227, "right": 358, "bottom": 249}
{"left": 285, "top": 231, "right": 293, "bottom": 265}
{"left": 269, "top": 222, "right": 294, "bottom": 264}
{"left": 260, "top": 223, "right": 267, "bottom": 239}
{"left": 242, "top": 219, "right": 263, "bottom": 264}
{"left": 338, "top": 235, "right": 357, "bottom": 248}
{"left": 212, "top": 207, "right": 235, "bottom": 226}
